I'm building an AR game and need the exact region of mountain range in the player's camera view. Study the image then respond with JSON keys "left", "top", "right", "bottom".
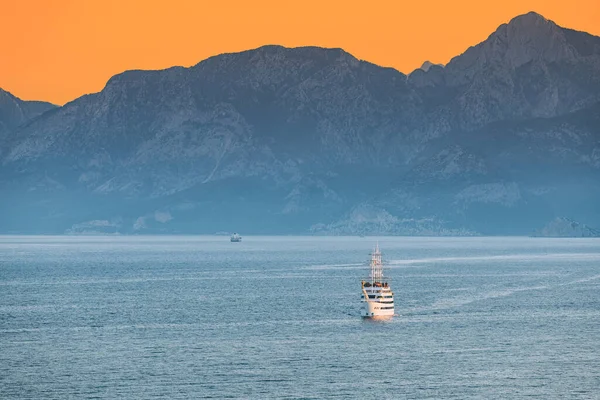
{"left": 1, "top": 12, "right": 599, "bottom": 235}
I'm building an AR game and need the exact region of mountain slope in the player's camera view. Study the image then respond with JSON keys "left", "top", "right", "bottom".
{"left": 0, "top": 88, "right": 56, "bottom": 137}
{"left": 329, "top": 101, "right": 600, "bottom": 235}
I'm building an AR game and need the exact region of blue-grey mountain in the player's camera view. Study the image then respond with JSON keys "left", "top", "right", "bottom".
{"left": 0, "top": 88, "right": 56, "bottom": 137}
{"left": 1, "top": 12, "right": 599, "bottom": 234}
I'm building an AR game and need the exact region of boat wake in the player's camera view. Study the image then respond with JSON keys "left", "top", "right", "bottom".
{"left": 387, "top": 252, "right": 600, "bottom": 267}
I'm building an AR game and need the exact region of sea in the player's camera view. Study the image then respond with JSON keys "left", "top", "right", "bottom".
{"left": 1, "top": 236, "right": 599, "bottom": 399}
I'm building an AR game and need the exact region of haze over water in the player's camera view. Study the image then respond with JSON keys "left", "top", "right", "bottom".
{"left": 1, "top": 236, "right": 599, "bottom": 398}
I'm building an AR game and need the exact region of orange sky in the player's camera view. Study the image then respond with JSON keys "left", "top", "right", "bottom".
{"left": 1, "top": 0, "right": 599, "bottom": 105}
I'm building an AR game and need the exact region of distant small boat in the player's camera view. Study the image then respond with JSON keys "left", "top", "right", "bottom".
{"left": 230, "top": 233, "right": 242, "bottom": 242}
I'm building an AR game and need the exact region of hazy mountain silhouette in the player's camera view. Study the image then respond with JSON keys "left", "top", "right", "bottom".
{"left": 0, "top": 88, "right": 56, "bottom": 137}
{"left": 1, "top": 12, "right": 599, "bottom": 234}
{"left": 533, "top": 217, "right": 600, "bottom": 237}
{"left": 415, "top": 61, "right": 444, "bottom": 72}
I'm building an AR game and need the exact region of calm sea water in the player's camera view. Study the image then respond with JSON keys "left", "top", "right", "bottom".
{"left": 1, "top": 236, "right": 599, "bottom": 399}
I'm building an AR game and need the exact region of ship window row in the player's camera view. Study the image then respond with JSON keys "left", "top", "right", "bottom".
{"left": 380, "top": 306, "right": 394, "bottom": 310}
{"left": 362, "top": 295, "right": 393, "bottom": 298}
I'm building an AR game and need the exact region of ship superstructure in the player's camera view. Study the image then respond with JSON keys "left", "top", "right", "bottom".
{"left": 361, "top": 243, "right": 394, "bottom": 319}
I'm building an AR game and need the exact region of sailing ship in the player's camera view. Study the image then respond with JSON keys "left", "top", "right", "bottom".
{"left": 361, "top": 243, "right": 394, "bottom": 319}
{"left": 230, "top": 233, "right": 242, "bottom": 242}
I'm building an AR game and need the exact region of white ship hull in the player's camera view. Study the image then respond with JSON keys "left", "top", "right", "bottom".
{"left": 361, "top": 286, "right": 394, "bottom": 319}
{"left": 362, "top": 303, "right": 395, "bottom": 319}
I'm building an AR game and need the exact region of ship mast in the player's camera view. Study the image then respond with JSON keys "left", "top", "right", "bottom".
{"left": 369, "top": 242, "right": 383, "bottom": 284}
